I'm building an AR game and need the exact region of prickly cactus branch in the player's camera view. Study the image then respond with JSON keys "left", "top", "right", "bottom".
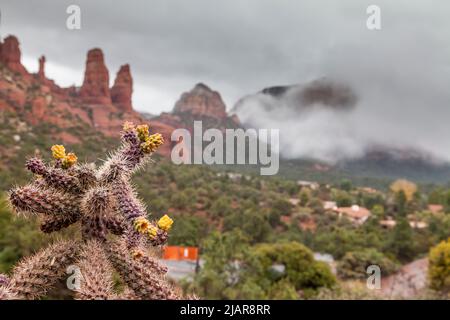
{"left": 1, "top": 123, "right": 179, "bottom": 300}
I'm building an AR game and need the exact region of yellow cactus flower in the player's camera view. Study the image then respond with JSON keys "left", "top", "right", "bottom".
{"left": 158, "top": 214, "right": 173, "bottom": 231}
{"left": 131, "top": 249, "right": 144, "bottom": 260}
{"left": 51, "top": 145, "right": 66, "bottom": 159}
{"left": 123, "top": 121, "right": 135, "bottom": 131}
{"left": 147, "top": 225, "right": 158, "bottom": 239}
{"left": 134, "top": 217, "right": 150, "bottom": 233}
{"left": 140, "top": 133, "right": 164, "bottom": 153}
{"left": 61, "top": 152, "right": 78, "bottom": 169}
{"left": 136, "top": 124, "right": 150, "bottom": 142}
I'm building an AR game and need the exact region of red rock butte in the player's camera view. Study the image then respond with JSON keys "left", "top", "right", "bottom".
{"left": 38, "top": 56, "right": 46, "bottom": 79}
{"left": 0, "top": 35, "right": 142, "bottom": 141}
{"left": 111, "top": 64, "right": 133, "bottom": 112}
{"left": 0, "top": 34, "right": 240, "bottom": 158}
{"left": 0, "top": 35, "right": 28, "bottom": 76}
{"left": 173, "top": 83, "right": 228, "bottom": 120}
{"left": 79, "top": 48, "right": 112, "bottom": 105}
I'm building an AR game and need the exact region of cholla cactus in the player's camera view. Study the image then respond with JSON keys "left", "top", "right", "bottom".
{"left": 1, "top": 123, "right": 180, "bottom": 300}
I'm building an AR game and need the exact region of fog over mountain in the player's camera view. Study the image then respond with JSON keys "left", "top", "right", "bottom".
{"left": 2, "top": 0, "right": 450, "bottom": 164}
{"left": 234, "top": 71, "right": 450, "bottom": 164}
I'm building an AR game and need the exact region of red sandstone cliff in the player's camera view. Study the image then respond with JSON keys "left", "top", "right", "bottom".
{"left": 173, "top": 83, "right": 227, "bottom": 120}
{"left": 38, "top": 56, "right": 46, "bottom": 80}
{"left": 0, "top": 35, "right": 239, "bottom": 158}
{"left": 111, "top": 64, "right": 133, "bottom": 112}
{"left": 0, "top": 36, "right": 28, "bottom": 76}
{"left": 79, "top": 48, "right": 111, "bottom": 105}
{"left": 0, "top": 35, "right": 146, "bottom": 141}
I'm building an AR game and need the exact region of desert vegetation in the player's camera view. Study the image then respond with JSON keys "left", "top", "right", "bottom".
{"left": 0, "top": 123, "right": 182, "bottom": 300}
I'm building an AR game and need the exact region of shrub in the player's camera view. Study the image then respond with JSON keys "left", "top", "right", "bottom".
{"left": 337, "top": 248, "right": 398, "bottom": 280}
{"left": 255, "top": 242, "right": 336, "bottom": 294}
{"left": 428, "top": 238, "right": 450, "bottom": 293}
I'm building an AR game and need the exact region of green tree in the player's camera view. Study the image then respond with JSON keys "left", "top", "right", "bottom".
{"left": 171, "top": 191, "right": 191, "bottom": 209}
{"left": 270, "top": 198, "right": 292, "bottom": 216}
{"left": 428, "top": 188, "right": 444, "bottom": 205}
{"left": 169, "top": 216, "right": 208, "bottom": 247}
{"left": 223, "top": 209, "right": 271, "bottom": 243}
{"left": 255, "top": 242, "right": 336, "bottom": 297}
{"left": 299, "top": 189, "right": 310, "bottom": 206}
{"left": 445, "top": 191, "right": 450, "bottom": 212}
{"left": 389, "top": 217, "right": 416, "bottom": 262}
{"left": 210, "top": 196, "right": 233, "bottom": 218}
{"left": 395, "top": 190, "right": 407, "bottom": 217}
{"left": 428, "top": 238, "right": 450, "bottom": 293}
{"left": 339, "top": 179, "right": 352, "bottom": 192}
{"left": 335, "top": 191, "right": 352, "bottom": 207}
{"left": 371, "top": 204, "right": 385, "bottom": 218}
{"left": 191, "top": 230, "right": 265, "bottom": 299}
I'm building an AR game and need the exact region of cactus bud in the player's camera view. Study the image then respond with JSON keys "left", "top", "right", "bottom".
{"left": 158, "top": 214, "right": 173, "bottom": 231}
{"left": 61, "top": 152, "right": 77, "bottom": 169}
{"left": 136, "top": 124, "right": 149, "bottom": 142}
{"left": 140, "top": 133, "right": 164, "bottom": 153}
{"left": 51, "top": 145, "right": 66, "bottom": 159}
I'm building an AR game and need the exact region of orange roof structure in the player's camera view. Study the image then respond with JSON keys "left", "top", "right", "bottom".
{"left": 163, "top": 246, "right": 199, "bottom": 261}
{"left": 334, "top": 205, "right": 371, "bottom": 225}
{"left": 336, "top": 205, "right": 371, "bottom": 220}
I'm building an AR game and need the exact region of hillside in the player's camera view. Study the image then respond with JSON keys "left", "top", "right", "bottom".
{"left": 0, "top": 34, "right": 449, "bottom": 299}
{"left": 2, "top": 35, "right": 450, "bottom": 186}
{"left": 232, "top": 79, "right": 450, "bottom": 184}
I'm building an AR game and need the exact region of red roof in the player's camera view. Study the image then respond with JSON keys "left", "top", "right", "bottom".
{"left": 336, "top": 205, "right": 371, "bottom": 219}
{"left": 163, "top": 246, "right": 198, "bottom": 261}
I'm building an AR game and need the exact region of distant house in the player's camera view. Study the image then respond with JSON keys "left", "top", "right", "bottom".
{"left": 409, "top": 221, "right": 428, "bottom": 229}
{"left": 216, "top": 172, "right": 245, "bottom": 182}
{"left": 289, "top": 198, "right": 300, "bottom": 206}
{"left": 297, "top": 180, "right": 319, "bottom": 190}
{"left": 379, "top": 217, "right": 397, "bottom": 229}
{"left": 379, "top": 218, "right": 428, "bottom": 229}
{"left": 162, "top": 246, "right": 201, "bottom": 281}
{"left": 428, "top": 204, "right": 444, "bottom": 214}
{"left": 163, "top": 246, "right": 199, "bottom": 261}
{"left": 335, "top": 205, "right": 371, "bottom": 225}
{"left": 323, "top": 201, "right": 337, "bottom": 210}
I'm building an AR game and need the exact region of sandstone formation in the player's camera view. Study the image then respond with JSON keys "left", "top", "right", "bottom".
{"left": 0, "top": 34, "right": 240, "bottom": 159}
{"left": 0, "top": 36, "right": 142, "bottom": 142}
{"left": 151, "top": 82, "right": 241, "bottom": 149}
{"left": 79, "top": 48, "right": 111, "bottom": 105}
{"left": 0, "top": 36, "right": 28, "bottom": 75}
{"left": 111, "top": 64, "right": 133, "bottom": 112}
{"left": 173, "top": 83, "right": 227, "bottom": 120}
{"left": 38, "top": 56, "right": 46, "bottom": 79}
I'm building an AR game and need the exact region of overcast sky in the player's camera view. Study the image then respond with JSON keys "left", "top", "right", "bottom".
{"left": 1, "top": 1, "right": 450, "bottom": 161}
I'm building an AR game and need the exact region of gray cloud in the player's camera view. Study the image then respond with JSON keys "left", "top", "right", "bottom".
{"left": 233, "top": 21, "right": 450, "bottom": 162}
{"left": 1, "top": 0, "right": 450, "bottom": 161}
